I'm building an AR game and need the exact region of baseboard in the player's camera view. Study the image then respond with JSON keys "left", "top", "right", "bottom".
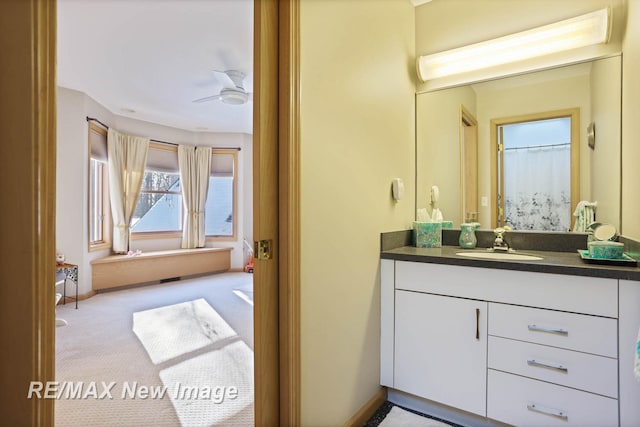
{"left": 342, "top": 387, "right": 387, "bottom": 427}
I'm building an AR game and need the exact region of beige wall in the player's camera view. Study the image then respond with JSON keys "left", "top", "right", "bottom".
{"left": 416, "top": 85, "right": 476, "bottom": 226}
{"left": 300, "top": 0, "right": 415, "bottom": 424}
{"left": 590, "top": 57, "right": 622, "bottom": 230}
{"left": 622, "top": 0, "right": 640, "bottom": 240}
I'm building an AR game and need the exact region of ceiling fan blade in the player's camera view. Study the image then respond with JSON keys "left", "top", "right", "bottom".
{"left": 213, "top": 70, "right": 236, "bottom": 88}
{"left": 192, "top": 94, "right": 222, "bottom": 103}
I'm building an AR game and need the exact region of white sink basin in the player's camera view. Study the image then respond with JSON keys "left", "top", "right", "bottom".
{"left": 456, "top": 251, "right": 544, "bottom": 261}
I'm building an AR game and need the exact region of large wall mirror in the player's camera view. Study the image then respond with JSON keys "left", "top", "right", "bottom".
{"left": 416, "top": 55, "right": 621, "bottom": 232}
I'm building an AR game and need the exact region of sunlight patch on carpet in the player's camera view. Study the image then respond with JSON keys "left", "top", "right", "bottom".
{"left": 159, "top": 340, "right": 254, "bottom": 426}
{"left": 132, "top": 298, "right": 236, "bottom": 364}
{"left": 232, "top": 289, "right": 253, "bottom": 306}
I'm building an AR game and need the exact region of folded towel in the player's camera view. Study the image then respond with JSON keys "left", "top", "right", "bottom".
{"left": 573, "top": 200, "right": 597, "bottom": 232}
{"left": 635, "top": 327, "right": 640, "bottom": 382}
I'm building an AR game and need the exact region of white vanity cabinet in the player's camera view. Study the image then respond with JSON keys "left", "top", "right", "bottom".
{"left": 395, "top": 290, "right": 487, "bottom": 416}
{"left": 380, "top": 258, "right": 633, "bottom": 426}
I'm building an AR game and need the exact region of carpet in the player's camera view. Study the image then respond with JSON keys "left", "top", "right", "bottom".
{"left": 379, "top": 406, "right": 451, "bottom": 427}
{"left": 55, "top": 272, "right": 254, "bottom": 426}
{"left": 133, "top": 298, "right": 254, "bottom": 426}
{"left": 133, "top": 298, "right": 238, "bottom": 364}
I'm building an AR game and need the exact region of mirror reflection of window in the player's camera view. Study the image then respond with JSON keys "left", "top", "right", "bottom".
{"left": 498, "top": 116, "right": 573, "bottom": 231}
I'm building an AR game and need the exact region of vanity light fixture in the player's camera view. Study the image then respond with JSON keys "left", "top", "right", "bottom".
{"left": 416, "top": 7, "right": 611, "bottom": 81}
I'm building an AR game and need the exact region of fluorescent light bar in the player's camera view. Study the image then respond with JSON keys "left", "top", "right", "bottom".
{"left": 416, "top": 8, "right": 611, "bottom": 81}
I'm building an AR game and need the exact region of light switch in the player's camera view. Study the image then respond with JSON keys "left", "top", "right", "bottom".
{"left": 481, "top": 196, "right": 488, "bottom": 207}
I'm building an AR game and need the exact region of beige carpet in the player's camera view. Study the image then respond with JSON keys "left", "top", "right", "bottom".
{"left": 55, "top": 272, "right": 254, "bottom": 427}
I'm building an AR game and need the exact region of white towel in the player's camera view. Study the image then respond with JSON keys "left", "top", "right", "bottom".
{"left": 573, "top": 200, "right": 597, "bottom": 232}
{"left": 635, "top": 327, "right": 640, "bottom": 382}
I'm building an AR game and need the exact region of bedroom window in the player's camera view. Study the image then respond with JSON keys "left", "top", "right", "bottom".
{"left": 206, "top": 150, "right": 237, "bottom": 240}
{"left": 131, "top": 170, "right": 183, "bottom": 233}
{"left": 130, "top": 145, "right": 237, "bottom": 240}
{"left": 88, "top": 123, "right": 110, "bottom": 250}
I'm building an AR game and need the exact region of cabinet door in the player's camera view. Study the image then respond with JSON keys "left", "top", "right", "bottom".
{"left": 394, "top": 290, "right": 487, "bottom": 416}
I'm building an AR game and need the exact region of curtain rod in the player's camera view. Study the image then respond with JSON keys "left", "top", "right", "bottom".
{"left": 85, "top": 116, "right": 242, "bottom": 151}
{"left": 503, "top": 142, "right": 570, "bottom": 151}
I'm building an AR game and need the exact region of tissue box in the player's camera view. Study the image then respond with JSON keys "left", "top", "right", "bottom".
{"left": 441, "top": 221, "right": 453, "bottom": 229}
{"left": 413, "top": 221, "right": 442, "bottom": 248}
{"left": 588, "top": 240, "right": 624, "bottom": 259}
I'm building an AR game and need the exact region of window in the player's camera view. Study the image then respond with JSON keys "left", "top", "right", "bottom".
{"left": 88, "top": 123, "right": 110, "bottom": 250}
{"left": 131, "top": 170, "right": 182, "bottom": 233}
{"left": 129, "top": 145, "right": 237, "bottom": 240}
{"left": 206, "top": 150, "right": 237, "bottom": 239}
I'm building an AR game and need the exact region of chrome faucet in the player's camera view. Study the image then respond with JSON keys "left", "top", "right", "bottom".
{"left": 493, "top": 227, "right": 511, "bottom": 251}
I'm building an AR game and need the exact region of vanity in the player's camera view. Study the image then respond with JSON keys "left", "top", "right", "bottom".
{"left": 380, "top": 230, "right": 640, "bottom": 427}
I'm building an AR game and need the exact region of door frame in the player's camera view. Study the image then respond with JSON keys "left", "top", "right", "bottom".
{"left": 0, "top": 0, "right": 57, "bottom": 424}
{"left": 459, "top": 105, "right": 478, "bottom": 223}
{"left": 254, "top": 0, "right": 301, "bottom": 425}
{"left": 8, "top": 0, "right": 302, "bottom": 424}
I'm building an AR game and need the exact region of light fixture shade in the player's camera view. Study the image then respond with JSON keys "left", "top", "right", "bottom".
{"left": 416, "top": 8, "right": 611, "bottom": 82}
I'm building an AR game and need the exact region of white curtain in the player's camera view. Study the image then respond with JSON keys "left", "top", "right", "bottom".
{"left": 178, "top": 145, "right": 212, "bottom": 248}
{"left": 107, "top": 129, "right": 149, "bottom": 253}
{"left": 503, "top": 145, "right": 571, "bottom": 231}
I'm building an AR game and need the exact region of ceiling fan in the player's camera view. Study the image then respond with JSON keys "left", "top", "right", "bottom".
{"left": 193, "top": 70, "right": 251, "bottom": 105}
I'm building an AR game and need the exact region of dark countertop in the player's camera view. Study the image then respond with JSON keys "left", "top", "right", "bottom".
{"left": 381, "top": 245, "right": 640, "bottom": 281}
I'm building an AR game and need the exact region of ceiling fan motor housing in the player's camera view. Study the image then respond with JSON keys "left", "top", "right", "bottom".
{"left": 220, "top": 88, "right": 249, "bottom": 105}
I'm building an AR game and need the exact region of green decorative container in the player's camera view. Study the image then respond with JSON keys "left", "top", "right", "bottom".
{"left": 413, "top": 221, "right": 442, "bottom": 248}
{"left": 441, "top": 221, "right": 454, "bottom": 229}
{"left": 588, "top": 240, "right": 624, "bottom": 259}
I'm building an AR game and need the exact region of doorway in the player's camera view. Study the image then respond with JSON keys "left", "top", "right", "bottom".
{"left": 491, "top": 109, "right": 580, "bottom": 231}
{"left": 460, "top": 105, "right": 478, "bottom": 224}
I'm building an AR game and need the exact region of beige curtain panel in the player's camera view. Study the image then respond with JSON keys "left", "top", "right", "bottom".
{"left": 107, "top": 128, "right": 149, "bottom": 253}
{"left": 178, "top": 145, "right": 212, "bottom": 248}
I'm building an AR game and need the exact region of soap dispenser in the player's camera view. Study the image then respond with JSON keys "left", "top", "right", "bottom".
{"left": 459, "top": 222, "right": 481, "bottom": 249}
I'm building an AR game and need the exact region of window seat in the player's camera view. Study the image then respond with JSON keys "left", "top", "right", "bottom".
{"left": 91, "top": 247, "right": 232, "bottom": 291}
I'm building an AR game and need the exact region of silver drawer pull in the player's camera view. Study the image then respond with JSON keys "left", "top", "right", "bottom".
{"left": 527, "top": 324, "right": 568, "bottom": 336}
{"left": 527, "top": 402, "right": 568, "bottom": 420}
{"left": 527, "top": 359, "right": 568, "bottom": 373}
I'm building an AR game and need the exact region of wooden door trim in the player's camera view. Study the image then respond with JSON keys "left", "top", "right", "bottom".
{"left": 254, "top": 0, "right": 301, "bottom": 425}
{"left": 253, "top": 0, "right": 281, "bottom": 425}
{"left": 278, "top": 0, "right": 301, "bottom": 425}
{"left": 459, "top": 105, "right": 478, "bottom": 223}
{"left": 1, "top": 0, "right": 57, "bottom": 424}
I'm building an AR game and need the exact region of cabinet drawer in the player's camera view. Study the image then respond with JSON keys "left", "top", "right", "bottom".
{"left": 395, "top": 261, "right": 618, "bottom": 317}
{"left": 489, "top": 303, "right": 617, "bottom": 357}
{"left": 488, "top": 370, "right": 618, "bottom": 427}
{"left": 488, "top": 336, "right": 618, "bottom": 398}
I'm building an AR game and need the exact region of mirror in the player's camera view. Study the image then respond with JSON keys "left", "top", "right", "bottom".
{"left": 416, "top": 55, "right": 621, "bottom": 232}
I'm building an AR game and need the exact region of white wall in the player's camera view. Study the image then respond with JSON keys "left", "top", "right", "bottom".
{"left": 300, "top": 0, "right": 415, "bottom": 424}
{"left": 56, "top": 87, "right": 252, "bottom": 295}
